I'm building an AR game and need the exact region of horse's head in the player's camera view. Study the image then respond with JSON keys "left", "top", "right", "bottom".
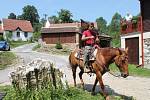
{"left": 114, "top": 48, "right": 129, "bottom": 78}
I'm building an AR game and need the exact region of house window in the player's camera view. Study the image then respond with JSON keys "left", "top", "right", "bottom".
{"left": 17, "top": 32, "right": 20, "bottom": 37}
{"left": 24, "top": 32, "right": 28, "bottom": 37}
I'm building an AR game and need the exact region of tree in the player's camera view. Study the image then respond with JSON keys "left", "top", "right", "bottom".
{"left": 108, "top": 12, "right": 122, "bottom": 47}
{"left": 18, "top": 5, "right": 40, "bottom": 26}
{"left": 96, "top": 17, "right": 107, "bottom": 34}
{"left": 109, "top": 12, "right": 122, "bottom": 33}
{"left": 8, "top": 13, "right": 16, "bottom": 19}
{"left": 5, "top": 31, "right": 13, "bottom": 43}
{"left": 33, "top": 23, "right": 42, "bottom": 32}
{"left": 40, "top": 18, "right": 47, "bottom": 27}
{"left": 58, "top": 9, "right": 73, "bottom": 23}
{"left": 48, "top": 15, "right": 59, "bottom": 24}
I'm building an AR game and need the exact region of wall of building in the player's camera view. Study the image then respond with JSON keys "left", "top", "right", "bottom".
{"left": 3, "top": 30, "right": 32, "bottom": 41}
{"left": 140, "top": 0, "right": 150, "bottom": 32}
{"left": 143, "top": 32, "right": 150, "bottom": 68}
{"left": 121, "top": 32, "right": 142, "bottom": 65}
{"left": 42, "top": 32, "right": 77, "bottom": 44}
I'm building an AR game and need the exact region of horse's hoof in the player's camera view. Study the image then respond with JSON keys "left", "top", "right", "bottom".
{"left": 91, "top": 92, "right": 96, "bottom": 95}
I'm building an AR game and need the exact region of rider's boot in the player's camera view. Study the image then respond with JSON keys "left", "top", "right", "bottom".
{"left": 84, "top": 62, "right": 91, "bottom": 73}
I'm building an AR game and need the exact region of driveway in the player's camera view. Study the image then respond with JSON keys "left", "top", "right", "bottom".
{"left": 0, "top": 43, "right": 150, "bottom": 100}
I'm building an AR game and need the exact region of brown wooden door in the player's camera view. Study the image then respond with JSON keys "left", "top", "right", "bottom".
{"left": 125, "top": 37, "right": 139, "bottom": 64}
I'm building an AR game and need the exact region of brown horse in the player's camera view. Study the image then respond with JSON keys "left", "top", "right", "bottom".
{"left": 69, "top": 47, "right": 129, "bottom": 98}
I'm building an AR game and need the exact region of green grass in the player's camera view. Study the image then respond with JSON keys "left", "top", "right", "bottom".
{"left": 10, "top": 41, "right": 30, "bottom": 48}
{"left": 32, "top": 44, "right": 41, "bottom": 51}
{"left": 0, "top": 85, "right": 133, "bottom": 100}
{"left": 0, "top": 52, "right": 16, "bottom": 69}
{"left": 0, "top": 85, "right": 11, "bottom": 92}
{"left": 109, "top": 64, "right": 150, "bottom": 78}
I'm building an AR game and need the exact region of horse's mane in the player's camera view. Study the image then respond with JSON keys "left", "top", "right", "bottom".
{"left": 97, "top": 47, "right": 123, "bottom": 57}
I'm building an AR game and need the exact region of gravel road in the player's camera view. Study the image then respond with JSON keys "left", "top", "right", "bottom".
{"left": 0, "top": 43, "right": 150, "bottom": 100}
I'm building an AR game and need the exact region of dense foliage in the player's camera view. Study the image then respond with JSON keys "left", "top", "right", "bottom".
{"left": 18, "top": 5, "right": 40, "bottom": 26}
{"left": 8, "top": 13, "right": 17, "bottom": 19}
{"left": 96, "top": 17, "right": 107, "bottom": 34}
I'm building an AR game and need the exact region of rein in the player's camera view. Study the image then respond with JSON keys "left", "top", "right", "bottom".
{"left": 108, "top": 70, "right": 121, "bottom": 77}
{"left": 102, "top": 64, "right": 121, "bottom": 78}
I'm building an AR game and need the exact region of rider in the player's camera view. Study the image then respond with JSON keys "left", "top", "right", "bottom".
{"left": 81, "top": 23, "right": 98, "bottom": 72}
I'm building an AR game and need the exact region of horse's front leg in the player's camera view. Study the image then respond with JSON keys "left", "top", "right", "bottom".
{"left": 79, "top": 70, "right": 84, "bottom": 89}
{"left": 96, "top": 71, "right": 109, "bottom": 100}
{"left": 91, "top": 78, "right": 98, "bottom": 95}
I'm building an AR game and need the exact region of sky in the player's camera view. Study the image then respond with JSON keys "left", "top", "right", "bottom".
{"left": 0, "top": 0, "right": 140, "bottom": 24}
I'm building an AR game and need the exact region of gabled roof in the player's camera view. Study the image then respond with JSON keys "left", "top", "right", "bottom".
{"left": 0, "top": 25, "right": 3, "bottom": 33}
{"left": 42, "top": 22, "right": 97, "bottom": 33}
{"left": 41, "top": 27, "right": 79, "bottom": 33}
{"left": 42, "top": 22, "right": 80, "bottom": 33}
{"left": 2, "top": 19, "right": 33, "bottom": 32}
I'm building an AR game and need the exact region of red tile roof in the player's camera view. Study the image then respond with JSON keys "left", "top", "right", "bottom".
{"left": 42, "top": 22, "right": 97, "bottom": 33}
{"left": 3, "top": 19, "right": 33, "bottom": 32}
{"left": 0, "top": 25, "right": 3, "bottom": 33}
{"left": 48, "top": 23, "right": 80, "bottom": 28}
{"left": 41, "top": 27, "right": 79, "bottom": 33}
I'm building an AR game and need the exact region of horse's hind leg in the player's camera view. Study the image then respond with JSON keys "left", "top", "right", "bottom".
{"left": 91, "top": 78, "right": 98, "bottom": 95}
{"left": 72, "top": 65, "right": 77, "bottom": 87}
{"left": 79, "top": 70, "right": 84, "bottom": 88}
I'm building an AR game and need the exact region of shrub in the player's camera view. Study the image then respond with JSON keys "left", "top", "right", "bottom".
{"left": 55, "top": 42, "right": 63, "bottom": 49}
{"left": 121, "top": 22, "right": 127, "bottom": 31}
{"left": 0, "top": 35, "right": 4, "bottom": 41}
{"left": 33, "top": 32, "right": 41, "bottom": 41}
{"left": 132, "top": 20, "right": 137, "bottom": 29}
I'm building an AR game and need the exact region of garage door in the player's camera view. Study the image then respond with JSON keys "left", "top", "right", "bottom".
{"left": 125, "top": 37, "right": 139, "bottom": 64}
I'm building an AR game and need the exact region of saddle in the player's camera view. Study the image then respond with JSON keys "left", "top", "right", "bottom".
{"left": 75, "top": 47, "right": 98, "bottom": 61}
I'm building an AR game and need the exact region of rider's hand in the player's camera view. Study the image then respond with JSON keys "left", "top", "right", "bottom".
{"left": 90, "top": 36, "right": 94, "bottom": 39}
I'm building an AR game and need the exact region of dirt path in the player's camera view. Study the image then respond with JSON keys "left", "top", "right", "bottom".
{"left": 61, "top": 66, "right": 150, "bottom": 100}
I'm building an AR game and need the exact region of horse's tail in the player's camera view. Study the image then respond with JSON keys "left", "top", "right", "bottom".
{"left": 68, "top": 52, "right": 73, "bottom": 69}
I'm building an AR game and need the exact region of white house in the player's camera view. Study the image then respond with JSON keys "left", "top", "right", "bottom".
{"left": 0, "top": 19, "right": 33, "bottom": 41}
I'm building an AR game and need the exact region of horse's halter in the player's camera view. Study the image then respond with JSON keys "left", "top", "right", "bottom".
{"left": 114, "top": 49, "right": 129, "bottom": 78}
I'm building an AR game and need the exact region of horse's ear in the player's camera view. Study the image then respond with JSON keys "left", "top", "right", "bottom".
{"left": 125, "top": 47, "right": 128, "bottom": 54}
{"left": 117, "top": 48, "right": 122, "bottom": 55}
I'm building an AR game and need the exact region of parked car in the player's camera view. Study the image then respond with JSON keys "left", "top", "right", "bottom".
{"left": 0, "top": 41, "right": 10, "bottom": 51}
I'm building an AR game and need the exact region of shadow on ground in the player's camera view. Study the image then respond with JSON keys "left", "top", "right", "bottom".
{"left": 77, "top": 84, "right": 134, "bottom": 100}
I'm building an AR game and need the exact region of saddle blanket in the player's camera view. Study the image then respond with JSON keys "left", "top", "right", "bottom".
{"left": 74, "top": 48, "right": 98, "bottom": 60}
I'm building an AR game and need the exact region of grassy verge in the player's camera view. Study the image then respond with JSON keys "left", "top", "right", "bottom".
{"left": 0, "top": 85, "right": 134, "bottom": 100}
{"left": 37, "top": 45, "right": 72, "bottom": 56}
{"left": 0, "top": 52, "right": 16, "bottom": 69}
{"left": 110, "top": 64, "right": 150, "bottom": 78}
{"left": 10, "top": 41, "right": 31, "bottom": 48}
{"left": 32, "top": 44, "right": 41, "bottom": 51}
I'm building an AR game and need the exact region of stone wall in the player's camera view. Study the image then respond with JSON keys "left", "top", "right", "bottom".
{"left": 144, "top": 38, "right": 150, "bottom": 68}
